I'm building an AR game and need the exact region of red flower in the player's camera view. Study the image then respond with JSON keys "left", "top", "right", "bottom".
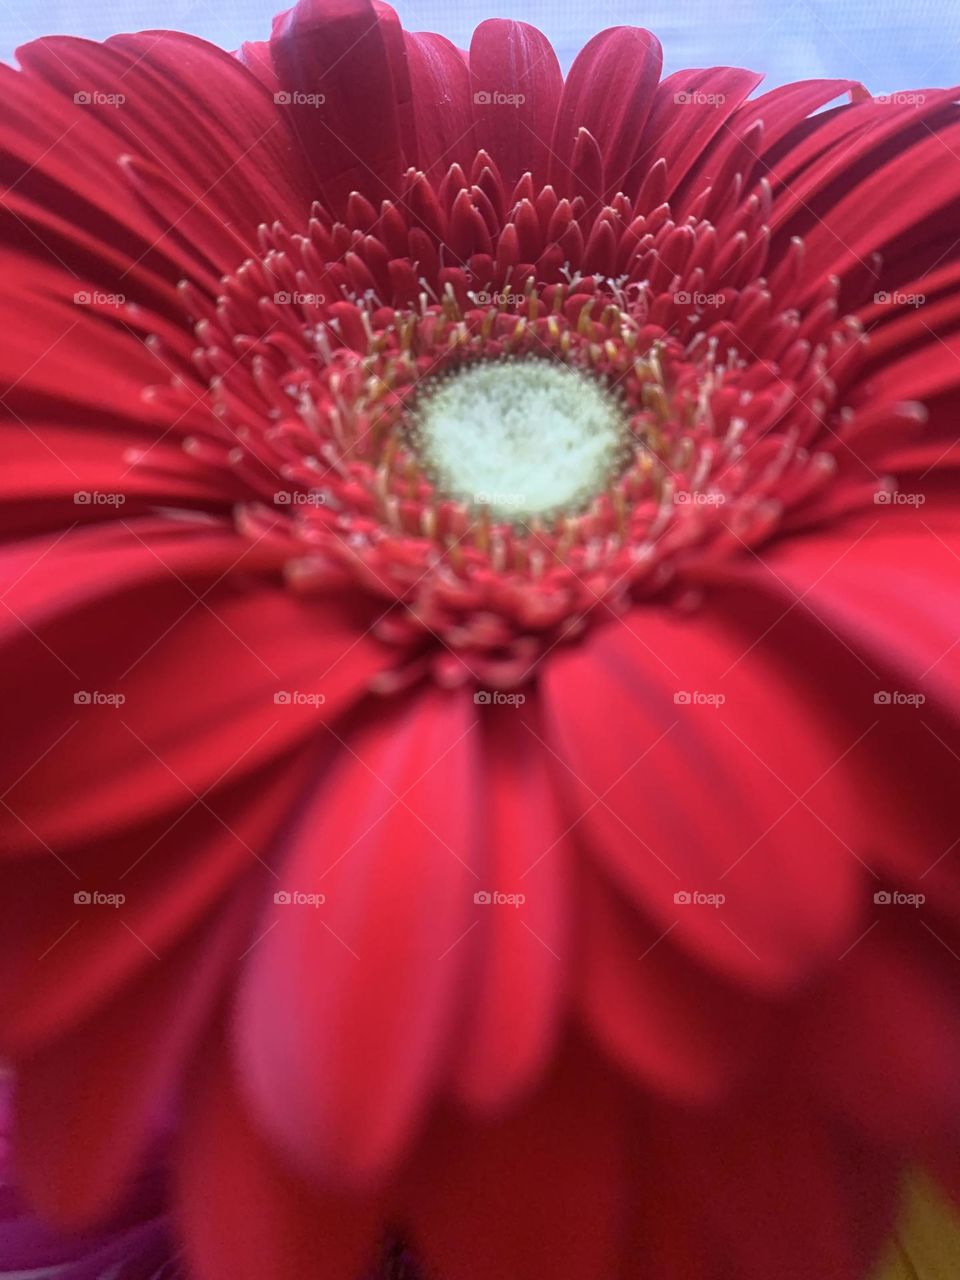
{"left": 3, "top": 3, "right": 960, "bottom": 1276}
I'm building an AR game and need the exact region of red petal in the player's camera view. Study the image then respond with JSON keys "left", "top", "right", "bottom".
{"left": 729, "top": 78, "right": 859, "bottom": 163}
{"left": 17, "top": 32, "right": 310, "bottom": 254}
{"left": 635, "top": 67, "right": 764, "bottom": 199}
{"left": 0, "top": 260, "right": 175, "bottom": 431}
{"left": 802, "top": 120, "right": 960, "bottom": 289}
{"left": 178, "top": 1034, "right": 383, "bottom": 1280}
{"left": 12, "top": 891, "right": 254, "bottom": 1224}
{"left": 270, "top": 0, "right": 413, "bottom": 214}
{"left": 236, "top": 687, "right": 480, "bottom": 1186}
{"left": 404, "top": 32, "right": 474, "bottom": 178}
{"left": 0, "top": 753, "right": 313, "bottom": 1053}
{"left": 0, "top": 64, "right": 191, "bottom": 293}
{"left": 450, "top": 692, "right": 568, "bottom": 1111}
{"left": 550, "top": 27, "right": 662, "bottom": 197}
{"left": 236, "top": 40, "right": 280, "bottom": 93}
{"left": 765, "top": 94, "right": 960, "bottom": 288}
{"left": 468, "top": 21, "right": 562, "bottom": 187}
{"left": 0, "top": 521, "right": 383, "bottom": 849}
{"left": 407, "top": 1041, "right": 632, "bottom": 1280}
{"left": 803, "top": 914, "right": 960, "bottom": 1149}
{"left": 542, "top": 598, "right": 863, "bottom": 989}
{"left": 748, "top": 500, "right": 960, "bottom": 736}
{"left": 709, "top": 500, "right": 960, "bottom": 907}
{"left": 577, "top": 865, "right": 769, "bottom": 1099}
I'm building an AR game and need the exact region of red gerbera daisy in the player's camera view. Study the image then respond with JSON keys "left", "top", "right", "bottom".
{"left": 3, "top": 3, "right": 960, "bottom": 1276}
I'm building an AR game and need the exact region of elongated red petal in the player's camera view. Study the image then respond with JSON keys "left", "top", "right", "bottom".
{"left": 468, "top": 20, "right": 562, "bottom": 187}
{"left": 543, "top": 604, "right": 868, "bottom": 987}
{"left": 405, "top": 31, "right": 475, "bottom": 177}
{"left": 237, "top": 687, "right": 480, "bottom": 1186}
{"left": 270, "top": 0, "right": 413, "bottom": 213}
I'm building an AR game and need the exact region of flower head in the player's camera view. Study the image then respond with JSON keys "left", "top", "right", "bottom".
{"left": 2, "top": 3, "right": 960, "bottom": 1277}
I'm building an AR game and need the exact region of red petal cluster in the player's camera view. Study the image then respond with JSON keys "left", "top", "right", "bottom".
{"left": 142, "top": 155, "right": 897, "bottom": 688}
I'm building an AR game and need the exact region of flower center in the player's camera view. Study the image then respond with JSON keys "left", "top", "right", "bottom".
{"left": 411, "top": 358, "right": 629, "bottom": 523}
{"left": 137, "top": 153, "right": 907, "bottom": 691}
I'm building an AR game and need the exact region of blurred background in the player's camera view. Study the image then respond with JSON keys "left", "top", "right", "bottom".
{"left": 1, "top": 0, "right": 958, "bottom": 94}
